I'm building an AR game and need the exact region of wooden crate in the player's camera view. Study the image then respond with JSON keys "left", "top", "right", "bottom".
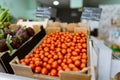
{"left": 10, "top": 26, "right": 91, "bottom": 80}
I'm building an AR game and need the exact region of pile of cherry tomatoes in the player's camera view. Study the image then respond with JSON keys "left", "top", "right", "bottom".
{"left": 19, "top": 32, "right": 88, "bottom": 76}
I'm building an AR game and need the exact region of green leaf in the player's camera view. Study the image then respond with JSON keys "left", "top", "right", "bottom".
{"left": 6, "top": 34, "right": 14, "bottom": 54}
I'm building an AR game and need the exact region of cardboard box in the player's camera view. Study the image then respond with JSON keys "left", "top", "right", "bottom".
{"left": 0, "top": 26, "right": 46, "bottom": 74}
{"left": 10, "top": 27, "right": 91, "bottom": 80}
{"left": 45, "top": 26, "right": 61, "bottom": 35}
{"left": 45, "top": 22, "right": 67, "bottom": 34}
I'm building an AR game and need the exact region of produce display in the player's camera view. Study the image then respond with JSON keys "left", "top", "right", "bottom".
{"left": 19, "top": 31, "right": 88, "bottom": 76}
{"left": 0, "top": 25, "right": 35, "bottom": 54}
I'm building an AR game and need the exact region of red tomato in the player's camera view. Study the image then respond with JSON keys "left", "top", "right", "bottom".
{"left": 81, "top": 49, "right": 87, "bottom": 53}
{"left": 44, "top": 52, "right": 49, "bottom": 57}
{"left": 63, "top": 58, "right": 67, "bottom": 63}
{"left": 82, "top": 43, "right": 87, "bottom": 49}
{"left": 72, "top": 67, "right": 80, "bottom": 71}
{"left": 57, "top": 66, "right": 63, "bottom": 71}
{"left": 68, "top": 64, "right": 75, "bottom": 69}
{"left": 48, "top": 58, "right": 54, "bottom": 64}
{"left": 74, "top": 60, "right": 81, "bottom": 67}
{"left": 62, "top": 43, "right": 67, "bottom": 49}
{"left": 43, "top": 62, "right": 47, "bottom": 67}
{"left": 72, "top": 51, "right": 78, "bottom": 56}
{"left": 34, "top": 66, "right": 41, "bottom": 73}
{"left": 50, "top": 45, "right": 55, "bottom": 50}
{"left": 41, "top": 68, "right": 48, "bottom": 75}
{"left": 44, "top": 47, "right": 49, "bottom": 52}
{"left": 19, "top": 59, "right": 24, "bottom": 63}
{"left": 43, "top": 57, "right": 48, "bottom": 62}
{"left": 35, "top": 60, "right": 41, "bottom": 66}
{"left": 70, "top": 46, "right": 75, "bottom": 50}
{"left": 80, "top": 63, "right": 86, "bottom": 69}
{"left": 30, "top": 60, "right": 34, "bottom": 64}
{"left": 39, "top": 50, "right": 44, "bottom": 54}
{"left": 71, "top": 42, "right": 75, "bottom": 47}
{"left": 34, "top": 58, "right": 40, "bottom": 61}
{"left": 24, "top": 55, "right": 30, "bottom": 59}
{"left": 63, "top": 65, "right": 68, "bottom": 70}
{"left": 65, "top": 67, "right": 71, "bottom": 71}
{"left": 21, "top": 62, "right": 26, "bottom": 65}
{"left": 82, "top": 55, "right": 88, "bottom": 60}
{"left": 46, "top": 64, "right": 51, "bottom": 70}
{"left": 50, "top": 69, "right": 57, "bottom": 76}
{"left": 48, "top": 54, "right": 53, "bottom": 59}
{"left": 59, "top": 55, "right": 64, "bottom": 59}
{"left": 75, "top": 48, "right": 80, "bottom": 53}
{"left": 56, "top": 48, "right": 61, "bottom": 52}
{"left": 40, "top": 55, "right": 45, "bottom": 60}
{"left": 29, "top": 64, "right": 35, "bottom": 70}
{"left": 81, "top": 59, "right": 87, "bottom": 64}
{"left": 67, "top": 59, "right": 72, "bottom": 64}
{"left": 53, "top": 55, "right": 59, "bottom": 60}
{"left": 67, "top": 48, "right": 72, "bottom": 53}
{"left": 24, "top": 58, "right": 30, "bottom": 65}
{"left": 61, "top": 49, "right": 66, "bottom": 55}
{"left": 57, "top": 59, "right": 62, "bottom": 64}
{"left": 34, "top": 54, "right": 39, "bottom": 58}
{"left": 52, "top": 61, "right": 58, "bottom": 69}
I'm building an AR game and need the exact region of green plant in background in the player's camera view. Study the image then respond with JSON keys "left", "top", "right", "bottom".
{"left": 0, "top": 6, "right": 11, "bottom": 23}
{"left": 0, "top": 6, "right": 11, "bottom": 40}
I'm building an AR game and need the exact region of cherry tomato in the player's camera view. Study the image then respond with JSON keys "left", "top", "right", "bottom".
{"left": 46, "top": 64, "right": 51, "bottom": 70}
{"left": 29, "top": 64, "right": 35, "bottom": 70}
{"left": 50, "top": 69, "right": 57, "bottom": 76}
{"left": 74, "top": 60, "right": 81, "bottom": 67}
{"left": 44, "top": 47, "right": 49, "bottom": 52}
{"left": 35, "top": 66, "right": 41, "bottom": 73}
{"left": 48, "top": 58, "right": 54, "bottom": 64}
{"left": 82, "top": 43, "right": 87, "bottom": 49}
{"left": 41, "top": 68, "right": 48, "bottom": 75}
{"left": 43, "top": 57, "right": 48, "bottom": 62}
{"left": 80, "top": 63, "right": 86, "bottom": 69}
{"left": 52, "top": 61, "right": 58, "bottom": 69}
